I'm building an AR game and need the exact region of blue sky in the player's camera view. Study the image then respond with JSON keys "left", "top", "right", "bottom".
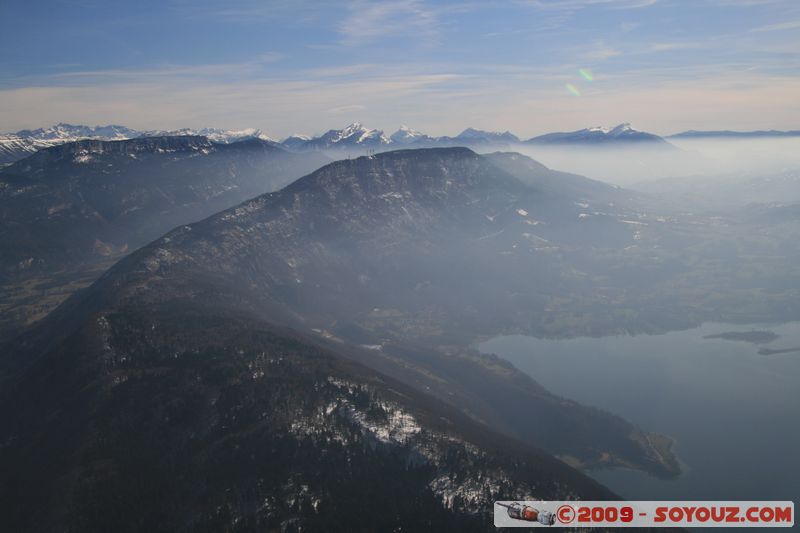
{"left": 1, "top": 0, "right": 798, "bottom": 137}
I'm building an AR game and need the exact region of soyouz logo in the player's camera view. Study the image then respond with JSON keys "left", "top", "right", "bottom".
{"left": 494, "top": 501, "right": 794, "bottom": 528}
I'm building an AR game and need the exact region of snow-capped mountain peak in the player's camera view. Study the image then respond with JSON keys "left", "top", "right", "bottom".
{"left": 285, "top": 133, "right": 311, "bottom": 141}
{"left": 527, "top": 123, "right": 668, "bottom": 146}
{"left": 140, "top": 127, "right": 276, "bottom": 144}
{"left": 390, "top": 125, "right": 431, "bottom": 144}
{"left": 1, "top": 124, "right": 141, "bottom": 165}
{"left": 16, "top": 123, "right": 139, "bottom": 142}
{"left": 0, "top": 123, "right": 284, "bottom": 164}
{"left": 305, "top": 122, "right": 391, "bottom": 149}
{"left": 609, "top": 123, "right": 634, "bottom": 136}
{"left": 339, "top": 122, "right": 389, "bottom": 143}
{"left": 455, "top": 128, "right": 520, "bottom": 143}
{"left": 574, "top": 124, "right": 635, "bottom": 136}
{"left": 337, "top": 122, "right": 368, "bottom": 141}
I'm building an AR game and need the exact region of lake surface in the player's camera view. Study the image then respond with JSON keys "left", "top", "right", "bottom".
{"left": 480, "top": 322, "right": 800, "bottom": 509}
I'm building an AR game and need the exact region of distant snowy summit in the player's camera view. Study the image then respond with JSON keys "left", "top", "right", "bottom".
{"left": 0, "top": 123, "right": 142, "bottom": 164}
{"left": 389, "top": 125, "right": 434, "bottom": 145}
{"left": 455, "top": 127, "right": 519, "bottom": 143}
{"left": 16, "top": 123, "right": 139, "bottom": 142}
{"left": 297, "top": 122, "right": 391, "bottom": 150}
{"left": 526, "top": 123, "right": 669, "bottom": 146}
{"left": 279, "top": 123, "right": 523, "bottom": 151}
{"left": 283, "top": 122, "right": 663, "bottom": 151}
{"left": 14, "top": 120, "right": 780, "bottom": 164}
{"left": 140, "top": 127, "right": 277, "bottom": 144}
{"left": 0, "top": 123, "right": 279, "bottom": 164}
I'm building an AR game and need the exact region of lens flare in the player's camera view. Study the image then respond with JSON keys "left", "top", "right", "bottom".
{"left": 579, "top": 68, "right": 593, "bottom": 81}
{"left": 565, "top": 83, "right": 581, "bottom": 96}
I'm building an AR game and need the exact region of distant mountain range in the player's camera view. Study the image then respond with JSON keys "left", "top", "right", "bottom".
{"left": 277, "top": 123, "right": 522, "bottom": 151}
{"left": 0, "top": 134, "right": 52, "bottom": 165}
{"left": 1, "top": 122, "right": 675, "bottom": 164}
{"left": 4, "top": 121, "right": 797, "bottom": 166}
{"left": 16, "top": 123, "right": 139, "bottom": 141}
{"left": 298, "top": 122, "right": 391, "bottom": 150}
{"left": 526, "top": 123, "right": 669, "bottom": 146}
{"left": 0, "top": 124, "right": 280, "bottom": 165}
{"left": 140, "top": 127, "right": 278, "bottom": 144}
{"left": 0, "top": 124, "right": 143, "bottom": 165}
{"left": 668, "top": 129, "right": 800, "bottom": 139}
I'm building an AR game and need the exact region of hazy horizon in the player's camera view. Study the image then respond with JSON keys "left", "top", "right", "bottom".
{"left": 3, "top": 119, "right": 799, "bottom": 140}
{"left": 2, "top": 0, "right": 799, "bottom": 137}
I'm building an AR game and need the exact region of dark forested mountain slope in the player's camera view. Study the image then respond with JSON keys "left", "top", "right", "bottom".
{"left": 0, "top": 283, "right": 617, "bottom": 532}
{"left": 4, "top": 148, "right": 679, "bottom": 488}
{"left": 0, "top": 136, "right": 328, "bottom": 278}
{"left": 0, "top": 136, "right": 328, "bottom": 341}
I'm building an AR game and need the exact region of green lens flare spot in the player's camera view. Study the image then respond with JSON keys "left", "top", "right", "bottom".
{"left": 566, "top": 83, "right": 581, "bottom": 96}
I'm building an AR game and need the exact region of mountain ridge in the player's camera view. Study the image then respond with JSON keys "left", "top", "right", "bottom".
{"left": 526, "top": 123, "right": 671, "bottom": 146}
{"left": 0, "top": 144, "right": 707, "bottom": 531}
{"left": 6, "top": 146, "right": 676, "bottom": 477}
{"left": 0, "top": 286, "right": 619, "bottom": 531}
{"left": 0, "top": 124, "right": 280, "bottom": 165}
{"left": 0, "top": 135, "right": 329, "bottom": 342}
{"left": 2, "top": 121, "right": 680, "bottom": 164}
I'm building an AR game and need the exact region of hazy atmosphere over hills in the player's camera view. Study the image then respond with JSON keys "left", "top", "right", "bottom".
{"left": 1, "top": 0, "right": 799, "bottom": 531}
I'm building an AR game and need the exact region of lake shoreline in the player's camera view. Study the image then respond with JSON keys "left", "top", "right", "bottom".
{"left": 478, "top": 322, "right": 800, "bottom": 504}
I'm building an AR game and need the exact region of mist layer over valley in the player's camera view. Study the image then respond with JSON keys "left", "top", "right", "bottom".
{"left": 1, "top": 125, "right": 798, "bottom": 531}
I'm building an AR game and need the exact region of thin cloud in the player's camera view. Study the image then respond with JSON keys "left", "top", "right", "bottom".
{"left": 571, "top": 41, "right": 624, "bottom": 61}
{"left": 307, "top": 64, "right": 378, "bottom": 78}
{"left": 526, "top": 0, "right": 658, "bottom": 10}
{"left": 645, "top": 41, "right": 713, "bottom": 52}
{"left": 709, "top": 0, "right": 788, "bottom": 6}
{"left": 2, "top": 58, "right": 798, "bottom": 139}
{"left": 619, "top": 21, "right": 641, "bottom": 32}
{"left": 172, "top": 0, "right": 320, "bottom": 23}
{"left": 749, "top": 19, "right": 800, "bottom": 33}
{"left": 2, "top": 0, "right": 798, "bottom": 136}
{"left": 337, "top": 0, "right": 440, "bottom": 46}
{"left": 328, "top": 104, "right": 367, "bottom": 114}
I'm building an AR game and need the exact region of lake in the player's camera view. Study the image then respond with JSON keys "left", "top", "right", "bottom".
{"left": 480, "top": 322, "right": 800, "bottom": 509}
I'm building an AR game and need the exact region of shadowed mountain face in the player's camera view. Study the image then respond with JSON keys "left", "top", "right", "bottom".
{"left": 0, "top": 136, "right": 329, "bottom": 279}
{"left": 2, "top": 148, "right": 691, "bottom": 531}
{"left": 96, "top": 147, "right": 637, "bottom": 339}
{"left": 0, "top": 303, "right": 619, "bottom": 532}
{"left": 3, "top": 148, "right": 680, "bottom": 507}
{"left": 0, "top": 136, "right": 329, "bottom": 341}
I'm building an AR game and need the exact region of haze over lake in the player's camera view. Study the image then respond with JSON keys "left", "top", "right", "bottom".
{"left": 481, "top": 322, "right": 800, "bottom": 506}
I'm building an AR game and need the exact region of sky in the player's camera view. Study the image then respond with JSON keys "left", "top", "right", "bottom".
{"left": 0, "top": 0, "right": 799, "bottom": 138}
